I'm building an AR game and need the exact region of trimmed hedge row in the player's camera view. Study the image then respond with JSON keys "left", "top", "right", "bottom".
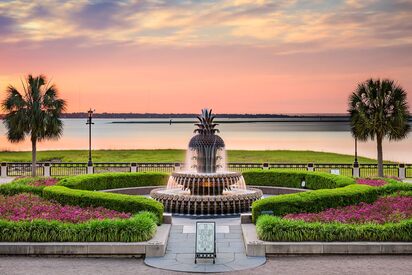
{"left": 58, "top": 172, "right": 169, "bottom": 191}
{"left": 256, "top": 215, "right": 412, "bottom": 242}
{"left": 42, "top": 186, "right": 164, "bottom": 223}
{"left": 243, "top": 170, "right": 355, "bottom": 190}
{"left": 252, "top": 184, "right": 376, "bottom": 222}
{"left": 251, "top": 181, "right": 412, "bottom": 222}
{"left": 0, "top": 212, "right": 157, "bottom": 242}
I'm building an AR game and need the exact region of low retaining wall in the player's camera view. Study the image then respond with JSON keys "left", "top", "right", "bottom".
{"left": 248, "top": 186, "right": 307, "bottom": 195}
{"left": 103, "top": 185, "right": 307, "bottom": 196}
{"left": 241, "top": 224, "right": 412, "bottom": 256}
{"left": 0, "top": 224, "right": 170, "bottom": 257}
{"left": 102, "top": 186, "right": 159, "bottom": 195}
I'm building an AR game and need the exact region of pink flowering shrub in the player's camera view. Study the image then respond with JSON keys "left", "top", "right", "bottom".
{"left": 0, "top": 193, "right": 131, "bottom": 223}
{"left": 356, "top": 178, "right": 388, "bottom": 187}
{"left": 27, "top": 178, "right": 59, "bottom": 187}
{"left": 284, "top": 196, "right": 412, "bottom": 224}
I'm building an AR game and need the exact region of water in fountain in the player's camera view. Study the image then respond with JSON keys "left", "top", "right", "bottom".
{"left": 151, "top": 109, "right": 262, "bottom": 215}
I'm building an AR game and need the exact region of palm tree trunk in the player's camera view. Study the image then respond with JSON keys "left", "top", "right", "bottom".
{"left": 31, "top": 138, "right": 37, "bottom": 177}
{"left": 377, "top": 135, "right": 384, "bottom": 177}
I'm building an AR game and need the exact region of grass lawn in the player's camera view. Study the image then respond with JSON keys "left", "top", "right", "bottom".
{"left": 0, "top": 149, "right": 379, "bottom": 163}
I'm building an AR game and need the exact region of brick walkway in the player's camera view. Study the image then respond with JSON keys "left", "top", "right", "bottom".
{"left": 145, "top": 217, "right": 266, "bottom": 273}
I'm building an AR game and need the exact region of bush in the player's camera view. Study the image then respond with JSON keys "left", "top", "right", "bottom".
{"left": 256, "top": 215, "right": 412, "bottom": 242}
{"left": 0, "top": 177, "right": 51, "bottom": 196}
{"left": 252, "top": 184, "right": 378, "bottom": 222}
{"left": 43, "top": 186, "right": 164, "bottom": 223}
{"left": 58, "top": 172, "right": 169, "bottom": 191}
{"left": 0, "top": 212, "right": 157, "bottom": 242}
{"left": 242, "top": 170, "right": 355, "bottom": 189}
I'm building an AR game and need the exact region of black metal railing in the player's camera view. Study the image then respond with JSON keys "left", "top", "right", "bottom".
{"left": 136, "top": 162, "right": 177, "bottom": 173}
{"left": 314, "top": 163, "right": 353, "bottom": 177}
{"left": 6, "top": 162, "right": 44, "bottom": 177}
{"left": 94, "top": 162, "right": 131, "bottom": 174}
{"left": 50, "top": 163, "right": 88, "bottom": 176}
{"left": 359, "top": 164, "right": 399, "bottom": 178}
{"left": 406, "top": 164, "right": 412, "bottom": 178}
{"left": 0, "top": 162, "right": 410, "bottom": 178}
{"left": 227, "top": 163, "right": 262, "bottom": 172}
{"left": 269, "top": 163, "right": 307, "bottom": 171}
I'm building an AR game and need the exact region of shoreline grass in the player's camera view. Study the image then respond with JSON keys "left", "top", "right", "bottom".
{"left": 0, "top": 149, "right": 382, "bottom": 163}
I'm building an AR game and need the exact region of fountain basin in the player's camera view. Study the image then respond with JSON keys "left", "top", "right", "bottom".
{"left": 150, "top": 187, "right": 263, "bottom": 215}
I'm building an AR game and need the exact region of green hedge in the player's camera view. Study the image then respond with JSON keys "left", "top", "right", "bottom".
{"left": 256, "top": 215, "right": 412, "bottom": 242}
{"left": 42, "top": 186, "right": 164, "bottom": 223}
{"left": 252, "top": 184, "right": 377, "bottom": 222}
{"left": 0, "top": 177, "right": 52, "bottom": 196}
{"left": 0, "top": 212, "right": 157, "bottom": 242}
{"left": 242, "top": 170, "right": 355, "bottom": 189}
{"left": 58, "top": 172, "right": 169, "bottom": 191}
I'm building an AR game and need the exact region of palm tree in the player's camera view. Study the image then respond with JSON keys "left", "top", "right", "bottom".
{"left": 2, "top": 75, "right": 67, "bottom": 176}
{"left": 348, "top": 78, "right": 410, "bottom": 177}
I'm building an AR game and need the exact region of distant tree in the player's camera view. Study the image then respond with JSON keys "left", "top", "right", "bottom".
{"left": 348, "top": 78, "right": 410, "bottom": 177}
{"left": 1, "top": 75, "right": 66, "bottom": 176}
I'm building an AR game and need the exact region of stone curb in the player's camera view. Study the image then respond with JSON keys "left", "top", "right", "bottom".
{"left": 241, "top": 224, "right": 412, "bottom": 256}
{"left": 0, "top": 224, "right": 170, "bottom": 257}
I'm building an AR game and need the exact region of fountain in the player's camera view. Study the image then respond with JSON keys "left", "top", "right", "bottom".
{"left": 150, "top": 109, "right": 262, "bottom": 215}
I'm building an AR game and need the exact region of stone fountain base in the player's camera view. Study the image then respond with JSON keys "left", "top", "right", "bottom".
{"left": 150, "top": 187, "right": 262, "bottom": 215}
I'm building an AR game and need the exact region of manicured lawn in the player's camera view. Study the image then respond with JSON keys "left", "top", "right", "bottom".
{"left": 0, "top": 149, "right": 378, "bottom": 163}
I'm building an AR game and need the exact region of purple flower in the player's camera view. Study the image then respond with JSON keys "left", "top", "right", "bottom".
{"left": 284, "top": 196, "right": 412, "bottom": 224}
{"left": 0, "top": 193, "right": 131, "bottom": 223}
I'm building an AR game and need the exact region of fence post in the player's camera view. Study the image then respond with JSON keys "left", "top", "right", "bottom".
{"left": 87, "top": 164, "right": 94, "bottom": 174}
{"left": 130, "top": 163, "right": 137, "bottom": 172}
{"left": 1, "top": 163, "right": 7, "bottom": 178}
{"left": 174, "top": 163, "right": 181, "bottom": 171}
{"left": 307, "top": 163, "right": 314, "bottom": 172}
{"left": 353, "top": 162, "right": 360, "bottom": 177}
{"left": 44, "top": 163, "right": 51, "bottom": 177}
{"left": 262, "top": 163, "right": 269, "bottom": 170}
{"left": 398, "top": 164, "right": 406, "bottom": 180}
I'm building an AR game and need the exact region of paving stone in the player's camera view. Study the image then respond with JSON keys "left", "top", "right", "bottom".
{"left": 224, "top": 233, "right": 242, "bottom": 239}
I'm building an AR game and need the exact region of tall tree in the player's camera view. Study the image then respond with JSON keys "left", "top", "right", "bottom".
{"left": 348, "top": 78, "right": 410, "bottom": 177}
{"left": 2, "top": 75, "right": 67, "bottom": 176}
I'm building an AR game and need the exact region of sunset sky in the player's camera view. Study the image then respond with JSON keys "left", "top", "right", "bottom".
{"left": 0, "top": 0, "right": 411, "bottom": 114}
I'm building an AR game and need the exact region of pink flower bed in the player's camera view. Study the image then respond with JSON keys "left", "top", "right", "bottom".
{"left": 27, "top": 178, "right": 59, "bottom": 187}
{"left": 356, "top": 178, "right": 388, "bottom": 187}
{"left": 0, "top": 193, "right": 131, "bottom": 223}
{"left": 284, "top": 196, "right": 412, "bottom": 224}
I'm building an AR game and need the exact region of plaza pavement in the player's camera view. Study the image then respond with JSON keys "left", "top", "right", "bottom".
{"left": 0, "top": 255, "right": 411, "bottom": 275}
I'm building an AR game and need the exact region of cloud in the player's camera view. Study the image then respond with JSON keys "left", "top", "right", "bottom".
{"left": 0, "top": 0, "right": 410, "bottom": 53}
{"left": 0, "top": 15, "right": 16, "bottom": 35}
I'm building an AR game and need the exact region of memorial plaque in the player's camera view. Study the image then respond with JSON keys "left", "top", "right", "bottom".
{"left": 331, "top": 169, "right": 340, "bottom": 175}
{"left": 195, "top": 221, "right": 216, "bottom": 264}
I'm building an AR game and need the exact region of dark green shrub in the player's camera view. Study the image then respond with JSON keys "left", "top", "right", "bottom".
{"left": 243, "top": 170, "right": 355, "bottom": 189}
{"left": 305, "top": 172, "right": 354, "bottom": 189}
{"left": 58, "top": 172, "right": 168, "bottom": 191}
{"left": 256, "top": 215, "right": 412, "bottom": 242}
{"left": 0, "top": 177, "right": 52, "bottom": 196}
{"left": 43, "top": 186, "right": 164, "bottom": 222}
{"left": 0, "top": 212, "right": 157, "bottom": 242}
{"left": 252, "top": 184, "right": 377, "bottom": 222}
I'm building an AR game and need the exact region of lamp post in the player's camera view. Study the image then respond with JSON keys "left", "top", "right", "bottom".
{"left": 86, "top": 109, "right": 94, "bottom": 166}
{"left": 354, "top": 137, "right": 358, "bottom": 166}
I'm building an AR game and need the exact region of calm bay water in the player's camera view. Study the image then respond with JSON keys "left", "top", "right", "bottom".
{"left": 0, "top": 118, "right": 411, "bottom": 163}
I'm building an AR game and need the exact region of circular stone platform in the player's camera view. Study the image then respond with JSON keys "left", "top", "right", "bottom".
{"left": 144, "top": 217, "right": 266, "bottom": 273}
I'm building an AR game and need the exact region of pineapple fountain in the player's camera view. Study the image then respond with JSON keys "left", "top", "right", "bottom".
{"left": 150, "top": 109, "right": 262, "bottom": 215}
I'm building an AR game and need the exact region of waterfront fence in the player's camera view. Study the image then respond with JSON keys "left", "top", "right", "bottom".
{"left": 1, "top": 162, "right": 410, "bottom": 179}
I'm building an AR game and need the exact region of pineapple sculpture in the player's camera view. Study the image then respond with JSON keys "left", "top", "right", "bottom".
{"left": 189, "top": 109, "right": 225, "bottom": 173}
